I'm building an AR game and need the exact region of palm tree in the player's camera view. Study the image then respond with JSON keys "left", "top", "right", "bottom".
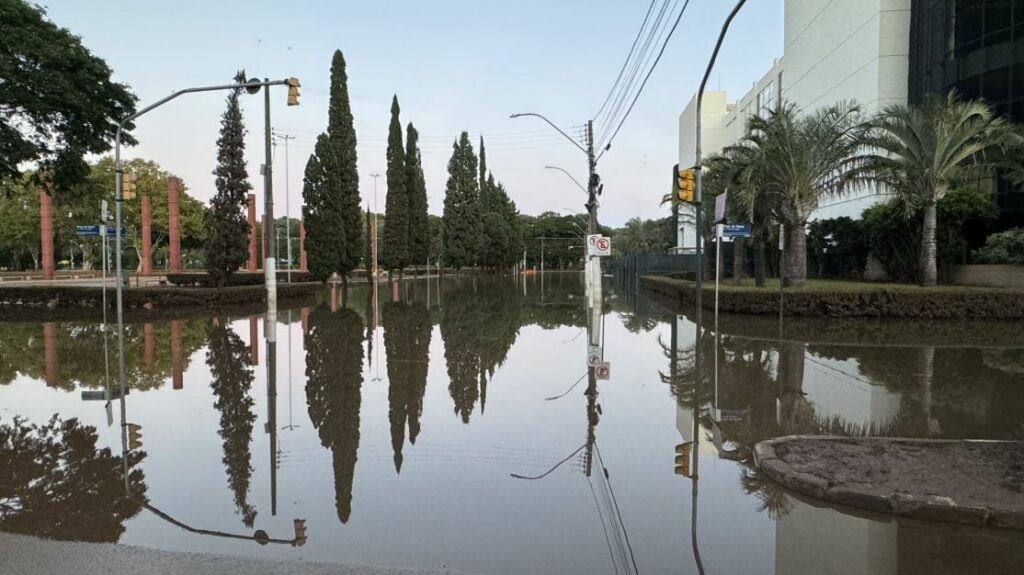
{"left": 861, "top": 92, "right": 1006, "bottom": 286}
{"left": 743, "top": 102, "right": 868, "bottom": 287}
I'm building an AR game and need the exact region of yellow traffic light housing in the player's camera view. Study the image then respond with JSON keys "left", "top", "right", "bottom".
{"left": 674, "top": 442, "right": 693, "bottom": 477}
{"left": 122, "top": 173, "right": 137, "bottom": 200}
{"left": 293, "top": 518, "right": 307, "bottom": 547}
{"left": 674, "top": 166, "right": 696, "bottom": 203}
{"left": 127, "top": 423, "right": 142, "bottom": 451}
{"left": 286, "top": 77, "right": 301, "bottom": 106}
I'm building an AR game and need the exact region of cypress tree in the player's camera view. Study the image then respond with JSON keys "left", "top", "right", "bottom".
{"left": 381, "top": 96, "right": 408, "bottom": 276}
{"left": 441, "top": 132, "right": 480, "bottom": 270}
{"left": 205, "top": 71, "right": 251, "bottom": 287}
{"left": 479, "top": 136, "right": 487, "bottom": 197}
{"left": 326, "top": 50, "right": 363, "bottom": 288}
{"left": 302, "top": 135, "right": 338, "bottom": 281}
{"left": 405, "top": 123, "right": 429, "bottom": 266}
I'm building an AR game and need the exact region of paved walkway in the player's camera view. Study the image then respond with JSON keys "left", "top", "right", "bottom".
{"left": 0, "top": 532, "right": 460, "bottom": 575}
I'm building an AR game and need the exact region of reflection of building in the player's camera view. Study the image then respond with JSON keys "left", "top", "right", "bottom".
{"left": 775, "top": 497, "right": 897, "bottom": 575}
{"left": 800, "top": 355, "right": 902, "bottom": 432}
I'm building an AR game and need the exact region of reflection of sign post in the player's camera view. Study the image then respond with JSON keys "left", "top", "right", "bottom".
{"left": 587, "top": 344, "right": 603, "bottom": 367}
{"left": 586, "top": 234, "right": 611, "bottom": 257}
{"left": 594, "top": 362, "right": 610, "bottom": 380}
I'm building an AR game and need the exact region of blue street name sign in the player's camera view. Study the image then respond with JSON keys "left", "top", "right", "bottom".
{"left": 721, "top": 224, "right": 752, "bottom": 238}
{"left": 76, "top": 225, "right": 124, "bottom": 237}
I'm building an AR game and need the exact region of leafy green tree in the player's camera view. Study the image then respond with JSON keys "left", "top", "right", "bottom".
{"left": 204, "top": 72, "right": 251, "bottom": 287}
{"left": 0, "top": 175, "right": 40, "bottom": 270}
{"left": 0, "top": 0, "right": 137, "bottom": 191}
{"left": 301, "top": 135, "right": 336, "bottom": 281}
{"left": 743, "top": 102, "right": 867, "bottom": 286}
{"left": 862, "top": 92, "right": 1007, "bottom": 286}
{"left": 0, "top": 415, "right": 147, "bottom": 542}
{"left": 806, "top": 217, "right": 868, "bottom": 279}
{"left": 441, "top": 132, "right": 480, "bottom": 270}
{"left": 406, "top": 124, "right": 430, "bottom": 266}
{"left": 326, "top": 50, "right": 364, "bottom": 286}
{"left": 305, "top": 305, "right": 364, "bottom": 523}
{"left": 381, "top": 96, "right": 408, "bottom": 276}
{"left": 206, "top": 320, "right": 257, "bottom": 527}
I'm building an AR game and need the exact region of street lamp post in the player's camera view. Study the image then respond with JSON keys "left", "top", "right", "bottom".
{"left": 544, "top": 165, "right": 587, "bottom": 194}
{"left": 369, "top": 173, "right": 381, "bottom": 282}
{"left": 112, "top": 78, "right": 290, "bottom": 409}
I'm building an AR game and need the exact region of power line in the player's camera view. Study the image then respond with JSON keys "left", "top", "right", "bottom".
{"left": 593, "top": 0, "right": 658, "bottom": 121}
{"left": 598, "top": 0, "right": 694, "bottom": 158}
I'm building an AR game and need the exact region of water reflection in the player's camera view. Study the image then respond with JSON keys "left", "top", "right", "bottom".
{"left": 0, "top": 275, "right": 1021, "bottom": 573}
{"left": 304, "top": 305, "right": 364, "bottom": 524}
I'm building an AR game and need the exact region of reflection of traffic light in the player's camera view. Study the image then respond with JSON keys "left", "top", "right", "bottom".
{"left": 127, "top": 423, "right": 143, "bottom": 451}
{"left": 674, "top": 442, "right": 693, "bottom": 477}
{"left": 122, "top": 173, "right": 137, "bottom": 200}
{"left": 673, "top": 165, "right": 695, "bottom": 203}
{"left": 292, "top": 518, "right": 307, "bottom": 547}
{"left": 286, "top": 77, "right": 301, "bottom": 106}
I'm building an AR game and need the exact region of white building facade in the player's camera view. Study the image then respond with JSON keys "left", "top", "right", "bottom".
{"left": 675, "top": 0, "right": 912, "bottom": 248}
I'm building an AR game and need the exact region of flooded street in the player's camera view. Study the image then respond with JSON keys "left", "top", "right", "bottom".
{"left": 1, "top": 274, "right": 1023, "bottom": 574}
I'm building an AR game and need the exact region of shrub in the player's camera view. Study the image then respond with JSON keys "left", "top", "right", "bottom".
{"left": 974, "top": 228, "right": 1024, "bottom": 265}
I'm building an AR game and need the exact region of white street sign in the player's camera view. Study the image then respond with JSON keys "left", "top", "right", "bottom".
{"left": 595, "top": 362, "right": 611, "bottom": 380}
{"left": 587, "top": 234, "right": 611, "bottom": 257}
{"left": 587, "top": 344, "right": 603, "bottom": 367}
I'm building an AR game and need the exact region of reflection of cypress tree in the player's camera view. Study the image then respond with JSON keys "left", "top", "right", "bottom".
{"left": 305, "top": 306, "right": 364, "bottom": 523}
{"left": 383, "top": 301, "right": 431, "bottom": 472}
{"left": 440, "top": 279, "right": 520, "bottom": 422}
{"left": 206, "top": 320, "right": 257, "bottom": 527}
{"left": 0, "top": 415, "right": 147, "bottom": 542}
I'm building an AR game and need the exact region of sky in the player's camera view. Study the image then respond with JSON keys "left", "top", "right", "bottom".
{"left": 43, "top": 0, "right": 784, "bottom": 228}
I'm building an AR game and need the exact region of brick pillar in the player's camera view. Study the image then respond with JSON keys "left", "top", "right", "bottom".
{"left": 167, "top": 177, "right": 182, "bottom": 273}
{"left": 170, "top": 320, "right": 184, "bottom": 390}
{"left": 43, "top": 322, "right": 59, "bottom": 387}
{"left": 39, "top": 189, "right": 55, "bottom": 280}
{"left": 330, "top": 283, "right": 338, "bottom": 312}
{"left": 300, "top": 307, "right": 309, "bottom": 335}
{"left": 140, "top": 195, "right": 153, "bottom": 275}
{"left": 249, "top": 316, "right": 259, "bottom": 365}
{"left": 247, "top": 194, "right": 257, "bottom": 272}
{"left": 143, "top": 322, "right": 155, "bottom": 366}
{"left": 299, "top": 219, "right": 307, "bottom": 271}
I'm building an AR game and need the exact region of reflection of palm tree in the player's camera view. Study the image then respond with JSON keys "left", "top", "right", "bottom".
{"left": 305, "top": 306, "right": 364, "bottom": 524}
{"left": 383, "top": 301, "right": 431, "bottom": 473}
{"left": 0, "top": 415, "right": 147, "bottom": 542}
{"left": 206, "top": 320, "right": 258, "bottom": 527}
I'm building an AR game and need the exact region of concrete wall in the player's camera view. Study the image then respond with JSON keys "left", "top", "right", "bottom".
{"left": 952, "top": 265, "right": 1024, "bottom": 289}
{"left": 783, "top": 0, "right": 910, "bottom": 115}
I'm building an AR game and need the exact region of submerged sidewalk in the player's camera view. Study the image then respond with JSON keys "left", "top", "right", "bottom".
{"left": 754, "top": 436, "right": 1024, "bottom": 530}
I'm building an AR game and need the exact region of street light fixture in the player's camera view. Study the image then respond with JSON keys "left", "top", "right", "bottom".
{"left": 544, "top": 165, "right": 587, "bottom": 194}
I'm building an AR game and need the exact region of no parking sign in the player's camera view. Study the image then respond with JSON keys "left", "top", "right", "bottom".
{"left": 587, "top": 234, "right": 611, "bottom": 257}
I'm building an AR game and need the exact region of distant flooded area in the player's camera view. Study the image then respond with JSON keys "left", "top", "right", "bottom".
{"left": 1, "top": 274, "right": 1022, "bottom": 574}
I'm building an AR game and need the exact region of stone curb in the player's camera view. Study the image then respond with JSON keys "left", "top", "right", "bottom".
{"left": 753, "top": 436, "right": 1024, "bottom": 531}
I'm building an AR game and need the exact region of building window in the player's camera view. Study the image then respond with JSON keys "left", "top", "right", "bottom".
{"left": 757, "top": 82, "right": 774, "bottom": 117}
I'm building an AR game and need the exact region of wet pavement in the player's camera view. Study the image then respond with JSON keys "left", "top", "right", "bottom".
{"left": 0, "top": 274, "right": 1022, "bottom": 574}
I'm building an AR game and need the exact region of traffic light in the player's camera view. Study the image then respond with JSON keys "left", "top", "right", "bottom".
{"left": 292, "top": 518, "right": 307, "bottom": 547}
{"left": 121, "top": 173, "right": 137, "bottom": 200}
{"left": 674, "top": 165, "right": 695, "bottom": 203}
{"left": 674, "top": 442, "right": 693, "bottom": 477}
{"left": 127, "top": 423, "right": 143, "bottom": 451}
{"left": 286, "top": 77, "right": 301, "bottom": 106}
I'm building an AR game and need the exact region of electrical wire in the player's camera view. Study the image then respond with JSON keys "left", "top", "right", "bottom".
{"left": 593, "top": 0, "right": 659, "bottom": 121}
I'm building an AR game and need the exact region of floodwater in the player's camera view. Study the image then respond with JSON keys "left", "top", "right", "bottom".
{"left": 1, "top": 274, "right": 1022, "bottom": 574}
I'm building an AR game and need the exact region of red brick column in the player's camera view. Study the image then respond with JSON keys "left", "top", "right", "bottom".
{"left": 330, "top": 283, "right": 338, "bottom": 312}
{"left": 39, "top": 189, "right": 55, "bottom": 280}
{"left": 299, "top": 219, "right": 307, "bottom": 271}
{"left": 167, "top": 177, "right": 182, "bottom": 273}
{"left": 143, "top": 322, "right": 155, "bottom": 366}
{"left": 140, "top": 195, "right": 153, "bottom": 275}
{"left": 300, "top": 307, "right": 309, "bottom": 335}
{"left": 170, "top": 320, "right": 183, "bottom": 390}
{"left": 43, "top": 322, "right": 59, "bottom": 387}
{"left": 247, "top": 194, "right": 257, "bottom": 272}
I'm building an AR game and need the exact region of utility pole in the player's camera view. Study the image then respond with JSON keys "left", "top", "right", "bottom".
{"left": 276, "top": 132, "right": 296, "bottom": 282}
{"left": 585, "top": 120, "right": 597, "bottom": 235}
{"left": 263, "top": 78, "right": 277, "bottom": 324}
{"left": 369, "top": 173, "right": 381, "bottom": 282}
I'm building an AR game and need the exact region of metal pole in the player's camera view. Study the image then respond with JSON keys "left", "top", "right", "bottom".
{"left": 586, "top": 121, "right": 597, "bottom": 236}
{"left": 370, "top": 173, "right": 380, "bottom": 282}
{"left": 779, "top": 223, "right": 785, "bottom": 332}
{"left": 263, "top": 78, "right": 277, "bottom": 319}
{"left": 696, "top": 0, "right": 747, "bottom": 336}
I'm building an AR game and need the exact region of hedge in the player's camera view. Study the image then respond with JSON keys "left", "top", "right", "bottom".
{"left": 640, "top": 276, "right": 1024, "bottom": 320}
{"left": 166, "top": 271, "right": 314, "bottom": 287}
